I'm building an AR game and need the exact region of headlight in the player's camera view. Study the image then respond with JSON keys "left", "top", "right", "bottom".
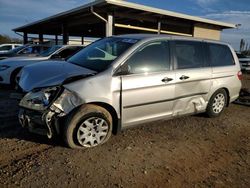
{"left": 19, "top": 87, "right": 59, "bottom": 111}
{"left": 0, "top": 65, "right": 10, "bottom": 71}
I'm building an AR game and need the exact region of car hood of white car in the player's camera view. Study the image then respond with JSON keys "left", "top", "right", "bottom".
{"left": 18, "top": 60, "right": 97, "bottom": 92}
{"left": 0, "top": 56, "right": 49, "bottom": 65}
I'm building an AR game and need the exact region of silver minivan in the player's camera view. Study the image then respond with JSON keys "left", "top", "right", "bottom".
{"left": 18, "top": 34, "right": 242, "bottom": 149}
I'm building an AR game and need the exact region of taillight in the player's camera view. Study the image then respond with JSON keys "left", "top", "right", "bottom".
{"left": 237, "top": 71, "right": 243, "bottom": 80}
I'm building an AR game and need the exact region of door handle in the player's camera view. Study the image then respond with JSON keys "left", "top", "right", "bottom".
{"left": 179, "top": 75, "right": 189, "bottom": 80}
{"left": 162, "top": 77, "right": 173, "bottom": 83}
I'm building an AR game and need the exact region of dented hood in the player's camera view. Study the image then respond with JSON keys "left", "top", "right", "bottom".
{"left": 19, "top": 61, "right": 96, "bottom": 92}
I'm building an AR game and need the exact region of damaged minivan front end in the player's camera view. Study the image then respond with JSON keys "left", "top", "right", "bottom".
{"left": 19, "top": 86, "right": 84, "bottom": 138}
{"left": 17, "top": 36, "right": 138, "bottom": 143}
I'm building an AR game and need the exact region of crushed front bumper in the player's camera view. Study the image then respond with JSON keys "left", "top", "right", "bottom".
{"left": 18, "top": 88, "right": 84, "bottom": 138}
{"left": 18, "top": 108, "right": 58, "bottom": 138}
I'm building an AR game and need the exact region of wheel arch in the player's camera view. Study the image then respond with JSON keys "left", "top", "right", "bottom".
{"left": 220, "top": 87, "right": 230, "bottom": 107}
{"left": 10, "top": 67, "right": 23, "bottom": 85}
{"left": 87, "top": 102, "right": 120, "bottom": 135}
{"left": 209, "top": 87, "right": 230, "bottom": 107}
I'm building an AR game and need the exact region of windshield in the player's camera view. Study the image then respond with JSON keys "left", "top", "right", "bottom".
{"left": 39, "top": 45, "right": 62, "bottom": 57}
{"left": 67, "top": 37, "right": 139, "bottom": 72}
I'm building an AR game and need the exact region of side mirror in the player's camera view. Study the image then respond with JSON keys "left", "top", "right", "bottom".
{"left": 114, "top": 64, "right": 130, "bottom": 76}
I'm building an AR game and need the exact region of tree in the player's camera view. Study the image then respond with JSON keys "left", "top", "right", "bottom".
{"left": 0, "top": 34, "right": 22, "bottom": 44}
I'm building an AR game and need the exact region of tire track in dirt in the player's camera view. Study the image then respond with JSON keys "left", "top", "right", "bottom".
{"left": 0, "top": 146, "right": 53, "bottom": 186}
{"left": 0, "top": 144, "right": 53, "bottom": 169}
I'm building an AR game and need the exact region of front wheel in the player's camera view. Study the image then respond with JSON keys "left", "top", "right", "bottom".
{"left": 206, "top": 89, "right": 228, "bottom": 118}
{"left": 63, "top": 104, "right": 112, "bottom": 149}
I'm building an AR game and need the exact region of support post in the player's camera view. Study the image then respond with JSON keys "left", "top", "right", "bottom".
{"left": 157, "top": 21, "right": 161, "bottom": 34}
{"left": 39, "top": 33, "right": 43, "bottom": 44}
{"left": 23, "top": 32, "right": 28, "bottom": 44}
{"left": 106, "top": 14, "right": 113, "bottom": 37}
{"left": 62, "top": 24, "right": 69, "bottom": 45}
{"left": 63, "top": 33, "right": 69, "bottom": 45}
{"left": 81, "top": 36, "right": 84, "bottom": 45}
{"left": 55, "top": 35, "right": 58, "bottom": 45}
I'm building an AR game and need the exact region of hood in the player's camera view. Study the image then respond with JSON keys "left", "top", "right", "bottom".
{"left": 0, "top": 52, "right": 40, "bottom": 59}
{"left": 19, "top": 60, "right": 97, "bottom": 92}
{"left": 0, "top": 56, "right": 48, "bottom": 65}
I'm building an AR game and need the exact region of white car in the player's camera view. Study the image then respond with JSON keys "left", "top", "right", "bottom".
{"left": 0, "top": 44, "right": 22, "bottom": 53}
{"left": 0, "top": 45, "right": 83, "bottom": 86}
{"left": 237, "top": 53, "right": 250, "bottom": 72}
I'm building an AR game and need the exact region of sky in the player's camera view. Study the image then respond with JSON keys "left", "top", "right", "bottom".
{"left": 0, "top": 0, "right": 250, "bottom": 50}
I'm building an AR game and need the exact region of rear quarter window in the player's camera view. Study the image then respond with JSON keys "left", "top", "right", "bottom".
{"left": 208, "top": 43, "right": 235, "bottom": 67}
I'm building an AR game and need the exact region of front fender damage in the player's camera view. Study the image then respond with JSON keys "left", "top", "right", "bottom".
{"left": 46, "top": 89, "right": 84, "bottom": 136}
{"left": 50, "top": 89, "right": 84, "bottom": 116}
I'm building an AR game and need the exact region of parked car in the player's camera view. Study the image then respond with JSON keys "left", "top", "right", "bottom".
{"left": 18, "top": 34, "right": 242, "bottom": 149}
{"left": 0, "top": 45, "right": 84, "bottom": 86}
{"left": 0, "top": 44, "right": 22, "bottom": 53}
{"left": 236, "top": 52, "right": 250, "bottom": 72}
{"left": 0, "top": 44, "right": 50, "bottom": 60}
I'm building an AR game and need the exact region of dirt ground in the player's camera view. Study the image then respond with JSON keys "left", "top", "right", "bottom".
{"left": 0, "top": 75, "right": 249, "bottom": 188}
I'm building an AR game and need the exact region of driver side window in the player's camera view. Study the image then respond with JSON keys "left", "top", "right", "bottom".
{"left": 125, "top": 41, "right": 170, "bottom": 74}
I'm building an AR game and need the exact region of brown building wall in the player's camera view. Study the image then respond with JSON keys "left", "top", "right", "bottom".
{"left": 193, "top": 23, "right": 221, "bottom": 40}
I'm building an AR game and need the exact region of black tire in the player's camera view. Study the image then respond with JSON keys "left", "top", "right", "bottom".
{"left": 63, "top": 104, "right": 113, "bottom": 149}
{"left": 206, "top": 89, "right": 228, "bottom": 118}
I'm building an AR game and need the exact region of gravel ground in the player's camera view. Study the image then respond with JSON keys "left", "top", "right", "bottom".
{"left": 0, "top": 75, "right": 249, "bottom": 188}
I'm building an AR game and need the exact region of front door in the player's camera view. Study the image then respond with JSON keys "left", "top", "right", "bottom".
{"left": 120, "top": 40, "right": 176, "bottom": 128}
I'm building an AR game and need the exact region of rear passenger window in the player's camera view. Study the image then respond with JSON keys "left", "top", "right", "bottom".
{"left": 208, "top": 43, "right": 235, "bottom": 67}
{"left": 174, "top": 41, "right": 205, "bottom": 69}
{"left": 126, "top": 41, "right": 170, "bottom": 74}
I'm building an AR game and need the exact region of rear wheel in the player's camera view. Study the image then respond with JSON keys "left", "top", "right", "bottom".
{"left": 206, "top": 89, "right": 228, "bottom": 118}
{"left": 63, "top": 104, "right": 112, "bottom": 149}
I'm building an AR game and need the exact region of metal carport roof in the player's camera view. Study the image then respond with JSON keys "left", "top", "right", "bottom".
{"left": 13, "top": 0, "right": 236, "bottom": 39}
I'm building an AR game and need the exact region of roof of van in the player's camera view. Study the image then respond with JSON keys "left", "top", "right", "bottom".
{"left": 114, "top": 34, "right": 230, "bottom": 44}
